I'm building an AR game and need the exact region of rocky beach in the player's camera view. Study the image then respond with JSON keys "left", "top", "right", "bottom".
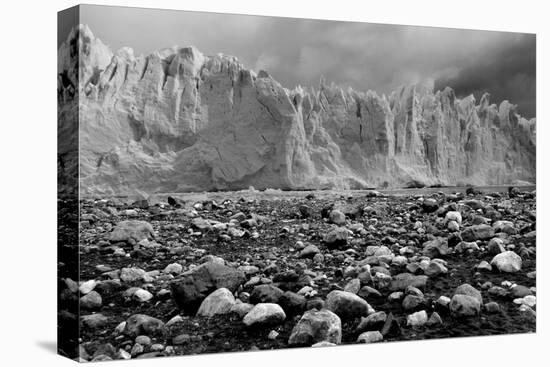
{"left": 58, "top": 186, "right": 536, "bottom": 361}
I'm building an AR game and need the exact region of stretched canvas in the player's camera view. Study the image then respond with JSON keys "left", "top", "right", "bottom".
{"left": 58, "top": 4, "right": 536, "bottom": 362}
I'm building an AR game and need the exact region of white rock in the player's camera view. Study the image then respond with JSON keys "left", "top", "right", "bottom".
{"left": 243, "top": 303, "right": 286, "bottom": 327}
{"left": 522, "top": 295, "right": 536, "bottom": 308}
{"left": 196, "top": 288, "right": 236, "bottom": 317}
{"left": 133, "top": 289, "right": 153, "bottom": 302}
{"left": 357, "top": 331, "right": 383, "bottom": 343}
{"left": 120, "top": 267, "right": 146, "bottom": 282}
{"left": 491, "top": 251, "right": 522, "bottom": 273}
{"left": 79, "top": 279, "right": 97, "bottom": 295}
{"left": 407, "top": 310, "right": 428, "bottom": 327}
{"left": 163, "top": 263, "right": 183, "bottom": 275}
{"left": 312, "top": 341, "right": 337, "bottom": 347}
{"left": 165, "top": 315, "right": 183, "bottom": 327}
{"left": 445, "top": 211, "right": 462, "bottom": 225}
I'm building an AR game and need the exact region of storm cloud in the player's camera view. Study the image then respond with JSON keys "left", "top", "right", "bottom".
{"left": 77, "top": 5, "right": 536, "bottom": 118}
{"left": 434, "top": 34, "right": 535, "bottom": 118}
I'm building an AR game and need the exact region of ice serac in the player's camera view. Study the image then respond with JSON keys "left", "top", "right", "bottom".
{"left": 58, "top": 25, "right": 536, "bottom": 195}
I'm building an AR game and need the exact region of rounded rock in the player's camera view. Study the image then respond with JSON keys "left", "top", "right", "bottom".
{"left": 196, "top": 288, "right": 236, "bottom": 317}
{"left": 325, "top": 290, "right": 373, "bottom": 319}
{"left": 243, "top": 303, "right": 286, "bottom": 327}
{"left": 288, "top": 309, "right": 342, "bottom": 346}
{"left": 491, "top": 251, "right": 522, "bottom": 273}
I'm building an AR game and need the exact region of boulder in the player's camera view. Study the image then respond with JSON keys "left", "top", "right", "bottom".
{"left": 422, "top": 198, "right": 439, "bottom": 213}
{"left": 461, "top": 224, "right": 494, "bottom": 242}
{"left": 171, "top": 262, "right": 245, "bottom": 314}
{"left": 123, "top": 314, "right": 165, "bottom": 337}
{"left": 323, "top": 227, "right": 349, "bottom": 249}
{"left": 454, "top": 283, "right": 483, "bottom": 304}
{"left": 357, "top": 331, "right": 383, "bottom": 343}
{"left": 299, "top": 244, "right": 320, "bottom": 258}
{"left": 196, "top": 288, "right": 236, "bottom": 317}
{"left": 422, "top": 238, "right": 449, "bottom": 257}
{"left": 491, "top": 251, "right": 522, "bottom": 273}
{"left": 406, "top": 310, "right": 428, "bottom": 327}
{"left": 402, "top": 295, "right": 426, "bottom": 311}
{"left": 445, "top": 211, "right": 462, "bottom": 225}
{"left": 249, "top": 284, "right": 285, "bottom": 304}
{"left": 325, "top": 290, "right": 373, "bottom": 319}
{"left": 329, "top": 210, "right": 346, "bottom": 225}
{"left": 81, "top": 313, "right": 109, "bottom": 329}
{"left": 487, "top": 238, "right": 506, "bottom": 254}
{"left": 390, "top": 273, "right": 428, "bottom": 291}
{"left": 109, "top": 221, "right": 154, "bottom": 243}
{"left": 278, "top": 291, "right": 306, "bottom": 315}
{"left": 133, "top": 289, "right": 153, "bottom": 303}
{"left": 288, "top": 309, "right": 342, "bottom": 346}
{"left": 120, "top": 267, "right": 146, "bottom": 282}
{"left": 450, "top": 295, "right": 481, "bottom": 317}
{"left": 80, "top": 291, "right": 102, "bottom": 310}
{"left": 243, "top": 303, "right": 286, "bottom": 327}
{"left": 356, "top": 311, "right": 387, "bottom": 332}
{"left": 427, "top": 311, "right": 443, "bottom": 326}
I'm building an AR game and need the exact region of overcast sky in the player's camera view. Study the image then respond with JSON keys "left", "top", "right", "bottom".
{"left": 74, "top": 5, "right": 535, "bottom": 118}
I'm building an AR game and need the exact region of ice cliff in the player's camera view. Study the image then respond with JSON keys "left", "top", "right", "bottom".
{"left": 58, "top": 25, "right": 536, "bottom": 195}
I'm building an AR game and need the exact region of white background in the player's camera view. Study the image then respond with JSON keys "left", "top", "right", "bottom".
{"left": 0, "top": 0, "right": 547, "bottom": 365}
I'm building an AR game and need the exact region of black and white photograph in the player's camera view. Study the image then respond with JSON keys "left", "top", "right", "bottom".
{"left": 4, "top": 1, "right": 548, "bottom": 366}
{"left": 55, "top": 3, "right": 540, "bottom": 362}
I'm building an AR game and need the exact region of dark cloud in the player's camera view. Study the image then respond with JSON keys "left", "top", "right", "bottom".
{"left": 434, "top": 33, "right": 535, "bottom": 118}
{"left": 77, "top": 5, "right": 536, "bottom": 118}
